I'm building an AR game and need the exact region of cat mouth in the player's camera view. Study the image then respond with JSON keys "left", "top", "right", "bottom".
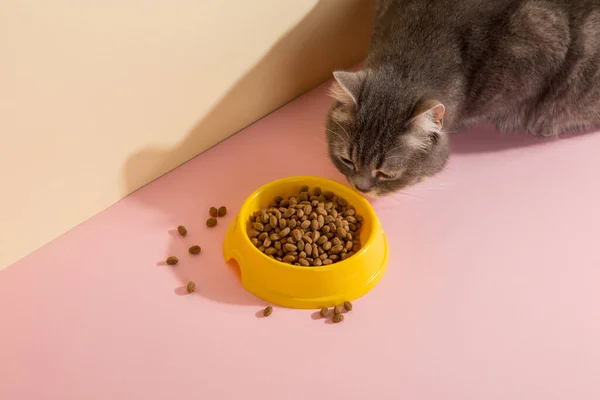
{"left": 348, "top": 183, "right": 381, "bottom": 199}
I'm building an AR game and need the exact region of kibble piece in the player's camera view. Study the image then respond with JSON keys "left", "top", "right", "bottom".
{"left": 282, "top": 254, "right": 297, "bottom": 263}
{"left": 166, "top": 256, "right": 178, "bottom": 265}
{"left": 320, "top": 307, "right": 329, "bottom": 318}
{"left": 186, "top": 281, "right": 196, "bottom": 293}
{"left": 343, "top": 301, "right": 353, "bottom": 312}
{"left": 332, "top": 314, "right": 344, "bottom": 323}
{"left": 249, "top": 229, "right": 260, "bottom": 238}
{"left": 177, "top": 225, "right": 187, "bottom": 236}
{"left": 258, "top": 232, "right": 268, "bottom": 241}
{"left": 209, "top": 207, "right": 218, "bottom": 218}
{"left": 217, "top": 206, "right": 227, "bottom": 217}
{"left": 263, "top": 306, "right": 273, "bottom": 317}
{"left": 189, "top": 245, "right": 201, "bottom": 254}
{"left": 280, "top": 227, "right": 291, "bottom": 237}
{"left": 292, "top": 228, "right": 303, "bottom": 241}
{"left": 298, "top": 258, "right": 310, "bottom": 266}
{"left": 283, "top": 243, "right": 297, "bottom": 252}
{"left": 206, "top": 218, "right": 218, "bottom": 227}
{"left": 334, "top": 305, "right": 343, "bottom": 315}
{"left": 331, "top": 244, "right": 344, "bottom": 255}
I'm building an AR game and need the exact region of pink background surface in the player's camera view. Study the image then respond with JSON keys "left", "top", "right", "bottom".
{"left": 2, "top": 80, "right": 600, "bottom": 400}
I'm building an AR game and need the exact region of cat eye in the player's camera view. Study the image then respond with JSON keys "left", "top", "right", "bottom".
{"left": 376, "top": 171, "right": 395, "bottom": 181}
{"left": 339, "top": 157, "right": 355, "bottom": 170}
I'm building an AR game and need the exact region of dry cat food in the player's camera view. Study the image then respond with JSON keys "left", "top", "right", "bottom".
{"left": 209, "top": 207, "right": 218, "bottom": 218}
{"left": 334, "top": 305, "right": 343, "bottom": 315}
{"left": 320, "top": 307, "right": 329, "bottom": 318}
{"left": 343, "top": 301, "right": 353, "bottom": 312}
{"left": 177, "top": 225, "right": 187, "bottom": 236}
{"left": 332, "top": 314, "right": 344, "bottom": 323}
{"left": 206, "top": 217, "right": 218, "bottom": 227}
{"left": 263, "top": 306, "right": 273, "bottom": 317}
{"left": 166, "top": 256, "right": 179, "bottom": 265}
{"left": 218, "top": 206, "right": 227, "bottom": 217}
{"left": 247, "top": 186, "right": 363, "bottom": 266}
{"left": 186, "top": 281, "right": 196, "bottom": 293}
{"left": 189, "top": 245, "right": 201, "bottom": 254}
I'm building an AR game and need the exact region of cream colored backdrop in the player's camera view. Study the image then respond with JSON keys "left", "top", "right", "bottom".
{"left": 0, "top": 0, "right": 374, "bottom": 268}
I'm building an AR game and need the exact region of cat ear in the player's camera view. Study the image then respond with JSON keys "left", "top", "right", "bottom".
{"left": 329, "top": 70, "right": 366, "bottom": 105}
{"left": 405, "top": 100, "right": 446, "bottom": 151}
{"left": 409, "top": 100, "right": 445, "bottom": 132}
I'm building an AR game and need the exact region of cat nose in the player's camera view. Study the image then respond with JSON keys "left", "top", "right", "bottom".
{"left": 354, "top": 183, "right": 372, "bottom": 193}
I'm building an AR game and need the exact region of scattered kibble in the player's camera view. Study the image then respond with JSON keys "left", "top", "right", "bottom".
{"left": 177, "top": 225, "right": 187, "bottom": 236}
{"left": 218, "top": 206, "right": 227, "bottom": 217}
{"left": 263, "top": 306, "right": 273, "bottom": 317}
{"left": 246, "top": 186, "right": 363, "bottom": 266}
{"left": 189, "top": 245, "right": 201, "bottom": 254}
{"left": 186, "top": 281, "right": 196, "bottom": 293}
{"left": 332, "top": 314, "right": 344, "bottom": 323}
{"left": 166, "top": 256, "right": 179, "bottom": 265}
{"left": 209, "top": 207, "right": 218, "bottom": 218}
{"left": 320, "top": 307, "right": 329, "bottom": 318}
{"left": 343, "top": 301, "right": 353, "bottom": 312}
{"left": 334, "top": 305, "right": 343, "bottom": 315}
{"left": 206, "top": 217, "right": 217, "bottom": 227}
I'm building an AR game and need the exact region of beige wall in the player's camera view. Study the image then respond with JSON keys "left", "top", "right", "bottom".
{"left": 0, "top": 0, "right": 375, "bottom": 268}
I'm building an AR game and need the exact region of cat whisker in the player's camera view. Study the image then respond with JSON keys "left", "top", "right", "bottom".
{"left": 331, "top": 119, "right": 351, "bottom": 140}
{"left": 385, "top": 145, "right": 403, "bottom": 156}
{"left": 384, "top": 155, "right": 409, "bottom": 162}
{"left": 325, "top": 128, "right": 348, "bottom": 144}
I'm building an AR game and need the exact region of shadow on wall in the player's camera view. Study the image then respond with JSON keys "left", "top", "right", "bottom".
{"left": 123, "top": 0, "right": 376, "bottom": 196}
{"left": 120, "top": 0, "right": 376, "bottom": 307}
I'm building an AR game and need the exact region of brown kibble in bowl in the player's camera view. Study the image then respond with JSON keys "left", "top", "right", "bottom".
{"left": 166, "top": 256, "right": 179, "bottom": 265}
{"left": 209, "top": 207, "right": 218, "bottom": 218}
{"left": 343, "top": 301, "right": 353, "bottom": 312}
{"left": 263, "top": 306, "right": 273, "bottom": 317}
{"left": 186, "top": 281, "right": 196, "bottom": 293}
{"left": 332, "top": 314, "right": 344, "bottom": 323}
{"left": 206, "top": 217, "right": 218, "bottom": 227}
{"left": 177, "top": 225, "right": 187, "bottom": 236}
{"left": 320, "top": 307, "right": 329, "bottom": 318}
{"left": 246, "top": 186, "right": 364, "bottom": 266}
{"left": 189, "top": 245, "right": 201, "bottom": 255}
{"left": 218, "top": 206, "right": 227, "bottom": 217}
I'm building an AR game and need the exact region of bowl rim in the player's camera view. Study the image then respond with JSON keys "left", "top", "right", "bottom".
{"left": 236, "top": 175, "right": 381, "bottom": 271}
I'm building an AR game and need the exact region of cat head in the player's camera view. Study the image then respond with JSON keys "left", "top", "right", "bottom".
{"left": 325, "top": 69, "right": 449, "bottom": 197}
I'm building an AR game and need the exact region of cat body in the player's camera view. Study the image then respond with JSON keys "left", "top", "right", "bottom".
{"left": 326, "top": 0, "right": 600, "bottom": 196}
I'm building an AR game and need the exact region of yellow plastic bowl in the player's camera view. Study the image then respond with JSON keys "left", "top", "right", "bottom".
{"left": 223, "top": 176, "right": 389, "bottom": 309}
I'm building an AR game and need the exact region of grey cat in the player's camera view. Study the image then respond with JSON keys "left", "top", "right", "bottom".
{"left": 326, "top": 0, "right": 600, "bottom": 196}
